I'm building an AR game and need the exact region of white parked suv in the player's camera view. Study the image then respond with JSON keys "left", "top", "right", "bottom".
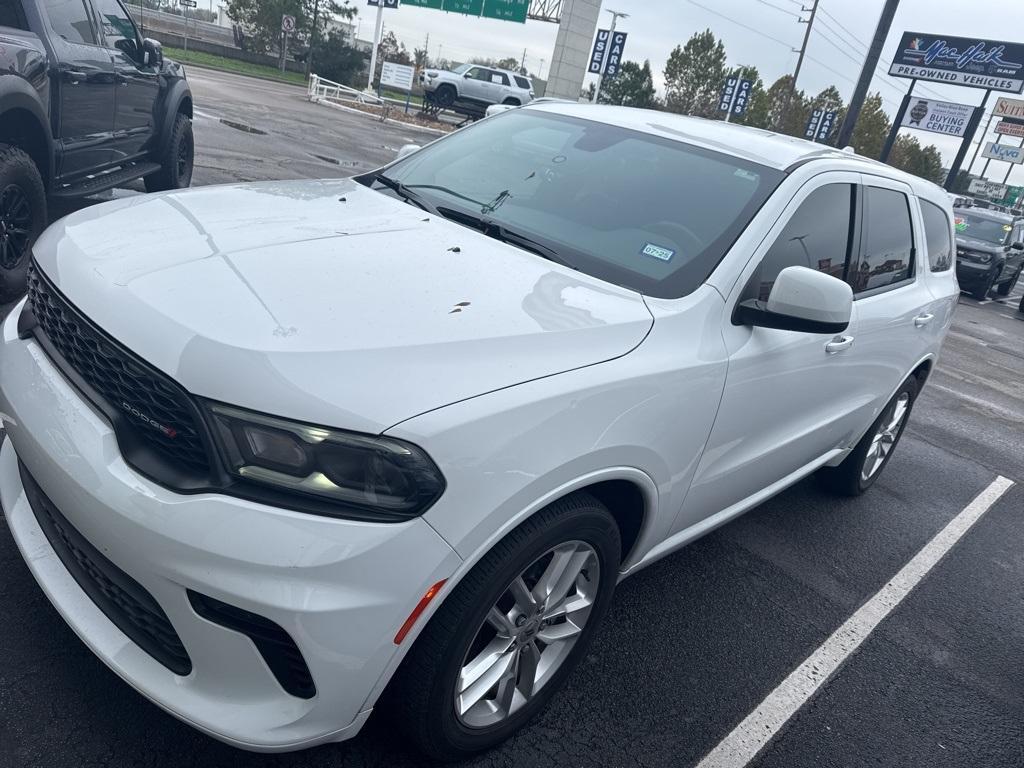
{"left": 420, "top": 63, "right": 534, "bottom": 108}
{"left": 0, "top": 104, "right": 957, "bottom": 761}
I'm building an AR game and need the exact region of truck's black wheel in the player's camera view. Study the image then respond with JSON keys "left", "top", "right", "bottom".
{"left": 435, "top": 84, "right": 457, "bottom": 108}
{"left": 0, "top": 144, "right": 46, "bottom": 303}
{"left": 996, "top": 267, "right": 1020, "bottom": 296}
{"left": 145, "top": 113, "right": 194, "bottom": 193}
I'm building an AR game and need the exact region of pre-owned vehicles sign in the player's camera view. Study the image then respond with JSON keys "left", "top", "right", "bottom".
{"left": 900, "top": 98, "right": 976, "bottom": 136}
{"left": 982, "top": 141, "right": 1024, "bottom": 164}
{"left": 889, "top": 32, "right": 1024, "bottom": 93}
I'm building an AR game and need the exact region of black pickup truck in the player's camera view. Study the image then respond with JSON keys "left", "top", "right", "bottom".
{"left": 0, "top": 0, "right": 193, "bottom": 301}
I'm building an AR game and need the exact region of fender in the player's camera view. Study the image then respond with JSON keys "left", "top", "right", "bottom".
{"left": 357, "top": 465, "right": 659, "bottom": 716}
{"left": 0, "top": 79, "right": 55, "bottom": 187}
{"left": 153, "top": 75, "right": 192, "bottom": 157}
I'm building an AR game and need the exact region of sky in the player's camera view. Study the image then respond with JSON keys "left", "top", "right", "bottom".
{"left": 346, "top": 0, "right": 1024, "bottom": 187}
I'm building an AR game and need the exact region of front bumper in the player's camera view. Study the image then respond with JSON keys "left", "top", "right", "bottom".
{"left": 0, "top": 303, "right": 460, "bottom": 752}
{"left": 955, "top": 258, "right": 994, "bottom": 287}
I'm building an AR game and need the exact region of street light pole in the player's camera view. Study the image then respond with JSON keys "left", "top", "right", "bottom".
{"left": 591, "top": 9, "right": 628, "bottom": 104}
{"left": 367, "top": 2, "right": 385, "bottom": 91}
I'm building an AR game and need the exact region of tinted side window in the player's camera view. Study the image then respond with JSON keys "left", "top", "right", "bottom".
{"left": 44, "top": 0, "right": 97, "bottom": 44}
{"left": 0, "top": 0, "right": 28, "bottom": 30}
{"left": 743, "top": 183, "right": 854, "bottom": 302}
{"left": 920, "top": 200, "right": 953, "bottom": 272}
{"left": 467, "top": 67, "right": 489, "bottom": 82}
{"left": 850, "top": 186, "right": 914, "bottom": 293}
{"left": 91, "top": 0, "right": 135, "bottom": 50}
{"left": 514, "top": 75, "right": 531, "bottom": 89}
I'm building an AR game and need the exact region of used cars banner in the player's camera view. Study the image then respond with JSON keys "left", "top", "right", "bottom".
{"left": 889, "top": 32, "right": 1024, "bottom": 93}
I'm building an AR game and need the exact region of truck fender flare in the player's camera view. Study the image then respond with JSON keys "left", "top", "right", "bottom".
{"left": 0, "top": 80, "right": 55, "bottom": 185}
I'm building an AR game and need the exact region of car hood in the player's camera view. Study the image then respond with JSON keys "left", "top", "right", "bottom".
{"left": 955, "top": 235, "right": 1004, "bottom": 254}
{"left": 33, "top": 179, "right": 653, "bottom": 434}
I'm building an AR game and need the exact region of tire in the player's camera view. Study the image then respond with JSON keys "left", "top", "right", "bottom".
{"left": 145, "top": 113, "right": 194, "bottom": 193}
{"left": 970, "top": 266, "right": 1000, "bottom": 300}
{"left": 817, "top": 376, "right": 919, "bottom": 497}
{"left": 502, "top": 97, "right": 521, "bottom": 106}
{"left": 0, "top": 144, "right": 47, "bottom": 303}
{"left": 996, "top": 266, "right": 1020, "bottom": 296}
{"left": 388, "top": 492, "right": 620, "bottom": 761}
{"left": 434, "top": 84, "right": 457, "bottom": 108}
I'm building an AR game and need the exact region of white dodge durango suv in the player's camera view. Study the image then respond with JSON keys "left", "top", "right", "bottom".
{"left": 0, "top": 104, "right": 957, "bottom": 760}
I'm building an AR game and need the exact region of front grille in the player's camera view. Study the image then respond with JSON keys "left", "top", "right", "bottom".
{"left": 189, "top": 591, "right": 316, "bottom": 699}
{"left": 26, "top": 265, "right": 210, "bottom": 473}
{"left": 19, "top": 461, "right": 193, "bottom": 676}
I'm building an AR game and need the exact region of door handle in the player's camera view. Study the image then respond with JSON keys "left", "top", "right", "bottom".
{"left": 825, "top": 335, "right": 855, "bottom": 354}
{"left": 62, "top": 69, "right": 89, "bottom": 85}
{"left": 914, "top": 313, "right": 934, "bottom": 328}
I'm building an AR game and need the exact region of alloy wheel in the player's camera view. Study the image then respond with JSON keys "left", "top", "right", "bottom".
{"left": 455, "top": 540, "right": 600, "bottom": 729}
{"left": 0, "top": 183, "right": 32, "bottom": 270}
{"left": 861, "top": 392, "right": 910, "bottom": 483}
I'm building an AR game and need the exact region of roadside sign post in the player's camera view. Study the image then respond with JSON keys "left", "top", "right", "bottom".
{"left": 366, "top": 0, "right": 399, "bottom": 91}
{"left": 717, "top": 76, "right": 753, "bottom": 123}
{"left": 178, "top": 0, "right": 197, "bottom": 52}
{"left": 280, "top": 14, "right": 295, "bottom": 74}
{"left": 803, "top": 108, "right": 837, "bottom": 144}
{"left": 588, "top": 12, "right": 628, "bottom": 104}
{"left": 379, "top": 60, "right": 416, "bottom": 111}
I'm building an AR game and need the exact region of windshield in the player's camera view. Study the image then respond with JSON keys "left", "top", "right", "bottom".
{"left": 955, "top": 212, "right": 1013, "bottom": 245}
{"left": 452, "top": 63, "right": 472, "bottom": 74}
{"left": 382, "top": 110, "right": 784, "bottom": 298}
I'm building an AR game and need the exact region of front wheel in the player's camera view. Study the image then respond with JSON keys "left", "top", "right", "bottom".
{"left": 434, "top": 84, "right": 457, "bottom": 108}
{"left": 0, "top": 144, "right": 46, "bottom": 303}
{"left": 817, "top": 376, "right": 919, "bottom": 497}
{"left": 996, "top": 267, "right": 1020, "bottom": 296}
{"left": 145, "top": 113, "right": 194, "bottom": 193}
{"left": 389, "top": 493, "right": 620, "bottom": 761}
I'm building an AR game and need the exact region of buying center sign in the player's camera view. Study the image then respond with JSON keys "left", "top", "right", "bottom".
{"left": 889, "top": 32, "right": 1024, "bottom": 93}
{"left": 900, "top": 98, "right": 976, "bottom": 137}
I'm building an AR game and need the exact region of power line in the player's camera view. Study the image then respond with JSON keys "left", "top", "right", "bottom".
{"left": 753, "top": 0, "right": 802, "bottom": 20}
{"left": 682, "top": 0, "right": 797, "bottom": 49}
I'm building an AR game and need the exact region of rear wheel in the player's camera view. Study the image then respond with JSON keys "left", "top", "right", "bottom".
{"left": 817, "top": 376, "right": 919, "bottom": 497}
{"left": 971, "top": 266, "right": 1000, "bottom": 300}
{"left": 0, "top": 144, "right": 46, "bottom": 303}
{"left": 389, "top": 493, "right": 620, "bottom": 761}
{"left": 145, "top": 113, "right": 194, "bottom": 193}
{"left": 996, "top": 266, "right": 1020, "bottom": 296}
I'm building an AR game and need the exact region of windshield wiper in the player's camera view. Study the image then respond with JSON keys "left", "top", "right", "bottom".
{"left": 368, "top": 173, "right": 442, "bottom": 216}
{"left": 485, "top": 224, "right": 578, "bottom": 271}
{"left": 403, "top": 183, "right": 487, "bottom": 209}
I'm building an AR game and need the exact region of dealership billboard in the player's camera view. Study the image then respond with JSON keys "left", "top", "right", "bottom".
{"left": 889, "top": 32, "right": 1024, "bottom": 93}
{"left": 900, "top": 98, "right": 976, "bottom": 136}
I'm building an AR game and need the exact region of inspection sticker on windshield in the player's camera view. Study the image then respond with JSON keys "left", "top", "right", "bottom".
{"left": 641, "top": 243, "right": 676, "bottom": 262}
{"left": 954, "top": 216, "right": 968, "bottom": 232}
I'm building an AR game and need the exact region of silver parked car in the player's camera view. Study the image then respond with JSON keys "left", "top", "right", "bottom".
{"left": 420, "top": 63, "right": 534, "bottom": 108}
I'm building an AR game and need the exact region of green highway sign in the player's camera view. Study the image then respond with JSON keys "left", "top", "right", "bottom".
{"left": 442, "top": 0, "right": 484, "bottom": 14}
{"left": 482, "top": 0, "right": 528, "bottom": 22}
{"left": 403, "top": 0, "right": 443, "bottom": 8}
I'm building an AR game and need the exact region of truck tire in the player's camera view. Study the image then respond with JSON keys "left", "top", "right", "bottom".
{"left": 970, "top": 266, "right": 1000, "bottom": 301}
{"left": 0, "top": 144, "right": 46, "bottom": 303}
{"left": 145, "top": 113, "right": 194, "bottom": 193}
{"left": 435, "top": 84, "right": 457, "bottom": 108}
{"left": 996, "top": 266, "right": 1020, "bottom": 296}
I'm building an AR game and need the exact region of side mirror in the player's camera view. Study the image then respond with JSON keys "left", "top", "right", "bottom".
{"left": 463, "top": 72, "right": 473, "bottom": 78}
{"left": 735, "top": 266, "right": 852, "bottom": 334}
{"left": 396, "top": 144, "right": 421, "bottom": 160}
{"left": 1011, "top": 241, "right": 1024, "bottom": 251}
{"left": 142, "top": 38, "right": 163, "bottom": 68}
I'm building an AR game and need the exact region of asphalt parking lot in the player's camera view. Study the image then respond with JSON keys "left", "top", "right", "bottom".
{"left": 1, "top": 68, "right": 1023, "bottom": 768}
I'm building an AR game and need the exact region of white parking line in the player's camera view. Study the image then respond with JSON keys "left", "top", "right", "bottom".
{"left": 694, "top": 475, "right": 1015, "bottom": 768}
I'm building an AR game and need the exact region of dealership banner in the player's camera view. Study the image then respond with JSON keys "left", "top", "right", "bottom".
{"left": 900, "top": 98, "right": 976, "bottom": 136}
{"left": 996, "top": 119, "right": 1024, "bottom": 138}
{"left": 889, "top": 32, "right": 1024, "bottom": 93}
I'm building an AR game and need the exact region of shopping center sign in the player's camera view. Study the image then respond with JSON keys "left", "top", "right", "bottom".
{"left": 889, "top": 32, "right": 1024, "bottom": 93}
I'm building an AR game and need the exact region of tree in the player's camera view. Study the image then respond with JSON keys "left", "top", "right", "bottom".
{"left": 413, "top": 46, "right": 429, "bottom": 71}
{"left": 757, "top": 75, "right": 808, "bottom": 136}
{"left": 314, "top": 29, "right": 366, "bottom": 85}
{"left": 373, "top": 30, "right": 412, "bottom": 85}
{"left": 849, "top": 93, "right": 891, "bottom": 159}
{"left": 598, "top": 60, "right": 657, "bottom": 108}
{"left": 225, "top": 0, "right": 354, "bottom": 57}
{"left": 951, "top": 169, "right": 974, "bottom": 194}
{"left": 663, "top": 29, "right": 727, "bottom": 118}
{"left": 889, "top": 134, "right": 945, "bottom": 185}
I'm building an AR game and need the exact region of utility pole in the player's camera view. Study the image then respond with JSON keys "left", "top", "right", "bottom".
{"left": 835, "top": 0, "right": 901, "bottom": 148}
{"left": 520, "top": 47, "right": 527, "bottom": 73}
{"left": 305, "top": 0, "right": 321, "bottom": 78}
{"left": 424, "top": 32, "right": 430, "bottom": 67}
{"left": 967, "top": 107, "right": 995, "bottom": 173}
{"left": 592, "top": 9, "right": 628, "bottom": 104}
{"left": 779, "top": 0, "right": 818, "bottom": 131}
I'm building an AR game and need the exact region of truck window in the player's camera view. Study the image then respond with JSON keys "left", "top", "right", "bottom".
{"left": 91, "top": 0, "right": 135, "bottom": 49}
{"left": 43, "top": 0, "right": 98, "bottom": 44}
{"left": 0, "top": 0, "right": 28, "bottom": 30}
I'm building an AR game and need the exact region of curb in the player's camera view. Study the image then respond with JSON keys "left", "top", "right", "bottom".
{"left": 172, "top": 60, "right": 307, "bottom": 88}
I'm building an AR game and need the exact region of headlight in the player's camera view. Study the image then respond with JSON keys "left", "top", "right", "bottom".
{"left": 206, "top": 402, "right": 445, "bottom": 520}
{"left": 977, "top": 253, "right": 992, "bottom": 263}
